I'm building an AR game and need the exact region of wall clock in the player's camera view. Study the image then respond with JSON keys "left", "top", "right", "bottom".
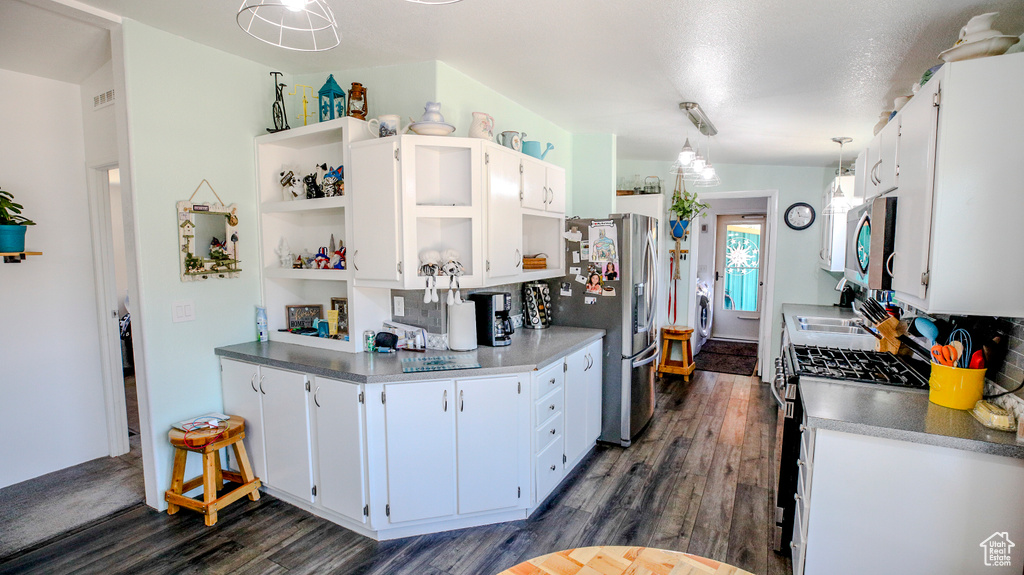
{"left": 784, "top": 202, "right": 815, "bottom": 230}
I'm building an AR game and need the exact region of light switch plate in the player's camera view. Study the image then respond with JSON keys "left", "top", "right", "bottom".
{"left": 698, "top": 264, "right": 708, "bottom": 274}
{"left": 172, "top": 299, "right": 195, "bottom": 323}
{"left": 393, "top": 296, "right": 405, "bottom": 317}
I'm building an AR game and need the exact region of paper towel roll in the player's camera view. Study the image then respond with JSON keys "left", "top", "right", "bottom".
{"left": 447, "top": 301, "right": 478, "bottom": 351}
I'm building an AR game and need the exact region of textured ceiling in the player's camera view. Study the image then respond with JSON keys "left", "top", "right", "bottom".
{"left": 18, "top": 0, "right": 1024, "bottom": 166}
{"left": 0, "top": 1, "right": 111, "bottom": 84}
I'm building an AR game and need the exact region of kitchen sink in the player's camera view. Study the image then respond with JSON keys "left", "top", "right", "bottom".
{"left": 798, "top": 324, "right": 864, "bottom": 334}
{"left": 795, "top": 316, "right": 861, "bottom": 327}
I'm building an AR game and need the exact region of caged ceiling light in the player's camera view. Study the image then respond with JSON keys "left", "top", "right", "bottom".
{"left": 237, "top": 0, "right": 340, "bottom": 52}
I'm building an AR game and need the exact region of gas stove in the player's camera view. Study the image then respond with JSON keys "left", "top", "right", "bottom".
{"left": 791, "top": 345, "right": 929, "bottom": 390}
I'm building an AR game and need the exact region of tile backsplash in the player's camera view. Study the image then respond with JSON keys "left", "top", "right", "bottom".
{"left": 993, "top": 317, "right": 1024, "bottom": 393}
{"left": 390, "top": 282, "right": 528, "bottom": 335}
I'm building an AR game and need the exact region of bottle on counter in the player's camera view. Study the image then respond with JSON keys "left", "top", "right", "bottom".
{"left": 364, "top": 329, "right": 376, "bottom": 352}
{"left": 256, "top": 306, "right": 269, "bottom": 343}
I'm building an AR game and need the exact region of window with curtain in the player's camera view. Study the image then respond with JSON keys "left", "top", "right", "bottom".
{"left": 723, "top": 224, "right": 761, "bottom": 312}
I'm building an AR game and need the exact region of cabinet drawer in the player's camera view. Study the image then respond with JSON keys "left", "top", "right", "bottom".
{"left": 800, "top": 427, "right": 815, "bottom": 466}
{"left": 535, "top": 387, "right": 564, "bottom": 424}
{"left": 535, "top": 411, "right": 563, "bottom": 452}
{"left": 533, "top": 361, "right": 564, "bottom": 398}
{"left": 535, "top": 437, "right": 564, "bottom": 501}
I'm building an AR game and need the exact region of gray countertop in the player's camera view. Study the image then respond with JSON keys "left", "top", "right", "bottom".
{"left": 782, "top": 303, "right": 876, "bottom": 350}
{"left": 800, "top": 379, "right": 1024, "bottom": 459}
{"left": 783, "top": 304, "right": 1024, "bottom": 459}
{"left": 215, "top": 326, "right": 605, "bottom": 383}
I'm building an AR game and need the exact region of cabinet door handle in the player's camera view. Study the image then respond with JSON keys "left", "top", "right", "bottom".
{"left": 250, "top": 373, "right": 258, "bottom": 393}
{"left": 353, "top": 250, "right": 359, "bottom": 271}
{"left": 549, "top": 404, "right": 556, "bottom": 411}
{"left": 886, "top": 252, "right": 896, "bottom": 276}
{"left": 459, "top": 390, "right": 464, "bottom": 412}
{"left": 515, "top": 249, "right": 521, "bottom": 268}
{"left": 443, "top": 389, "right": 448, "bottom": 412}
{"left": 313, "top": 386, "right": 321, "bottom": 407}
{"left": 550, "top": 464, "right": 557, "bottom": 471}
{"left": 550, "top": 428, "right": 556, "bottom": 435}
{"left": 258, "top": 375, "right": 266, "bottom": 395}
{"left": 397, "top": 261, "right": 403, "bottom": 275}
{"left": 549, "top": 377, "right": 556, "bottom": 386}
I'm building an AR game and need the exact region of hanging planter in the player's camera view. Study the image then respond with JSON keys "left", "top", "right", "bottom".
{"left": 0, "top": 187, "right": 35, "bottom": 253}
{"left": 669, "top": 219, "right": 689, "bottom": 239}
{"left": 668, "top": 188, "right": 708, "bottom": 240}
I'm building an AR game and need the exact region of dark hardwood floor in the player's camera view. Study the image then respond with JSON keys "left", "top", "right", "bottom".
{"left": 0, "top": 371, "right": 791, "bottom": 575}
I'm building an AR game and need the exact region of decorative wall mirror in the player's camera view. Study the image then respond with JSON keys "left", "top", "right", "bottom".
{"left": 177, "top": 180, "right": 242, "bottom": 281}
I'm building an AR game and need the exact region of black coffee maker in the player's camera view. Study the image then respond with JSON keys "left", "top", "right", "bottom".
{"left": 467, "top": 292, "right": 513, "bottom": 347}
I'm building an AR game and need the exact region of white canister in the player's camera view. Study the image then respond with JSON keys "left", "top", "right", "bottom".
{"left": 447, "top": 301, "right": 478, "bottom": 351}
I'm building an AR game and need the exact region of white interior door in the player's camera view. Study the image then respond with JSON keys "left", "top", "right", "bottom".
{"left": 712, "top": 215, "right": 766, "bottom": 341}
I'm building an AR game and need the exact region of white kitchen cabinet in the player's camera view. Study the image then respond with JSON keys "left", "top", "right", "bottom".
{"left": 885, "top": 55, "right": 1024, "bottom": 316}
{"left": 532, "top": 360, "right": 566, "bottom": 503}
{"left": 584, "top": 340, "right": 603, "bottom": 444}
{"left": 485, "top": 144, "right": 524, "bottom": 280}
{"left": 260, "top": 366, "right": 315, "bottom": 503}
{"left": 889, "top": 77, "right": 939, "bottom": 302}
{"left": 522, "top": 157, "right": 566, "bottom": 214}
{"left": 455, "top": 376, "right": 523, "bottom": 514}
{"left": 350, "top": 139, "right": 404, "bottom": 285}
{"left": 852, "top": 150, "right": 868, "bottom": 201}
{"left": 220, "top": 359, "right": 267, "bottom": 481}
{"left": 313, "top": 377, "right": 367, "bottom": 523}
{"left": 875, "top": 118, "right": 899, "bottom": 194}
{"left": 350, "top": 136, "right": 484, "bottom": 290}
{"left": 817, "top": 176, "right": 855, "bottom": 273}
{"left": 382, "top": 379, "right": 457, "bottom": 523}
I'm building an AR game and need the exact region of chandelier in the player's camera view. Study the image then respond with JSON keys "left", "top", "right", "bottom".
{"left": 237, "top": 0, "right": 340, "bottom": 52}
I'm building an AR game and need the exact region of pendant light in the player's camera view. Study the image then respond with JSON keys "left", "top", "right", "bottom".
{"left": 237, "top": 0, "right": 340, "bottom": 52}
{"left": 823, "top": 137, "right": 853, "bottom": 215}
{"left": 694, "top": 132, "right": 721, "bottom": 187}
{"left": 677, "top": 138, "right": 696, "bottom": 166}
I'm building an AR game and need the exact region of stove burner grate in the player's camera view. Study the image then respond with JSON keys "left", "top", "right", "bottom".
{"left": 791, "top": 345, "right": 929, "bottom": 389}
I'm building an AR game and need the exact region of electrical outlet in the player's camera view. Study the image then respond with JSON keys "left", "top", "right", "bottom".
{"left": 511, "top": 313, "right": 524, "bottom": 329}
{"left": 172, "top": 300, "right": 195, "bottom": 323}
{"left": 698, "top": 264, "right": 708, "bottom": 274}
{"left": 393, "top": 296, "right": 405, "bottom": 317}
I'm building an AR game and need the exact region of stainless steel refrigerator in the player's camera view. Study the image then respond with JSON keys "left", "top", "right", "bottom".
{"left": 551, "top": 214, "right": 659, "bottom": 447}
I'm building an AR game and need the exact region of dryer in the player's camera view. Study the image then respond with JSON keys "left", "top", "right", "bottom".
{"left": 693, "top": 279, "right": 713, "bottom": 355}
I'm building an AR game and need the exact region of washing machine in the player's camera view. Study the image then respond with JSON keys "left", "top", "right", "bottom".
{"left": 693, "top": 279, "right": 713, "bottom": 355}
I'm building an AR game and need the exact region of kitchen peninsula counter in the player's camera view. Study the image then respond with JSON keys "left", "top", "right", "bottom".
{"left": 215, "top": 326, "right": 605, "bottom": 384}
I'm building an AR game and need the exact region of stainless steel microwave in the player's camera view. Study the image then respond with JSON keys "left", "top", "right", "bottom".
{"left": 845, "top": 196, "right": 897, "bottom": 290}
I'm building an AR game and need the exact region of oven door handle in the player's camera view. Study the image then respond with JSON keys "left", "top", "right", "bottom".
{"left": 771, "top": 358, "right": 786, "bottom": 409}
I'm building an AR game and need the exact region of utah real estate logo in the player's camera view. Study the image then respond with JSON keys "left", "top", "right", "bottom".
{"left": 980, "top": 532, "right": 1014, "bottom": 567}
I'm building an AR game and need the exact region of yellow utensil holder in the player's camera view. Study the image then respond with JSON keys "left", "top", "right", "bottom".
{"left": 928, "top": 363, "right": 986, "bottom": 410}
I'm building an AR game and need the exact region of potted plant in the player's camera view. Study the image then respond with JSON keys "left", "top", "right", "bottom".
{"left": 0, "top": 187, "right": 35, "bottom": 253}
{"left": 668, "top": 189, "right": 709, "bottom": 239}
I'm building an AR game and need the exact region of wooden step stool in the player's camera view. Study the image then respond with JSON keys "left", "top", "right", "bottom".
{"left": 165, "top": 415, "right": 261, "bottom": 526}
{"left": 657, "top": 326, "right": 696, "bottom": 381}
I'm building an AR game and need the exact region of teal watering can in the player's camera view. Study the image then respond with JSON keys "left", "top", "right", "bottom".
{"left": 522, "top": 141, "right": 553, "bottom": 160}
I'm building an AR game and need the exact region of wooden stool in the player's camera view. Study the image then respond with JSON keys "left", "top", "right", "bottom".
{"left": 165, "top": 415, "right": 261, "bottom": 526}
{"left": 657, "top": 326, "right": 696, "bottom": 381}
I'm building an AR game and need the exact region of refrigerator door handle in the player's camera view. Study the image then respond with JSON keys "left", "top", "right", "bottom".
{"left": 631, "top": 344, "right": 660, "bottom": 368}
{"left": 644, "top": 231, "right": 658, "bottom": 335}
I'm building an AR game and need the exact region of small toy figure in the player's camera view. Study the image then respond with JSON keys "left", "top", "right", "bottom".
{"left": 209, "top": 236, "right": 229, "bottom": 260}
{"left": 419, "top": 249, "right": 441, "bottom": 303}
{"left": 280, "top": 170, "right": 300, "bottom": 201}
{"left": 276, "top": 238, "right": 292, "bottom": 268}
{"left": 322, "top": 165, "right": 344, "bottom": 197}
{"left": 303, "top": 170, "right": 323, "bottom": 199}
{"left": 314, "top": 247, "right": 331, "bottom": 269}
{"left": 293, "top": 254, "right": 304, "bottom": 269}
{"left": 440, "top": 249, "right": 466, "bottom": 305}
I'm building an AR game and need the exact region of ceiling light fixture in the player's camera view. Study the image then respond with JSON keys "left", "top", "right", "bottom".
{"left": 823, "top": 137, "right": 853, "bottom": 215}
{"left": 679, "top": 102, "right": 718, "bottom": 136}
{"left": 677, "top": 138, "right": 695, "bottom": 166}
{"left": 676, "top": 101, "right": 720, "bottom": 186}
{"left": 237, "top": 0, "right": 340, "bottom": 52}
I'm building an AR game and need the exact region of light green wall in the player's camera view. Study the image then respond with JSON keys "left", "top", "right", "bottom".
{"left": 121, "top": 20, "right": 269, "bottom": 507}
{"left": 618, "top": 159, "right": 837, "bottom": 369}
{"left": 572, "top": 133, "right": 617, "bottom": 218}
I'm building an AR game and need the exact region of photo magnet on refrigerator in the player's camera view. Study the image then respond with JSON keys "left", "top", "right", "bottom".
{"left": 569, "top": 266, "right": 581, "bottom": 275}
{"left": 575, "top": 274, "right": 588, "bottom": 285}
{"left": 584, "top": 296, "right": 597, "bottom": 305}
{"left": 560, "top": 281, "right": 572, "bottom": 296}
{"left": 572, "top": 251, "right": 581, "bottom": 264}
{"left": 580, "top": 241, "right": 591, "bottom": 261}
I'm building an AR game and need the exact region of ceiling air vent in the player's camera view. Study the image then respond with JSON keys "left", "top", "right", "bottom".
{"left": 93, "top": 89, "right": 115, "bottom": 110}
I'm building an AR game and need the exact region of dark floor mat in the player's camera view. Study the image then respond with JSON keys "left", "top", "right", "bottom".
{"left": 701, "top": 338, "right": 758, "bottom": 357}
{"left": 695, "top": 339, "right": 759, "bottom": 376}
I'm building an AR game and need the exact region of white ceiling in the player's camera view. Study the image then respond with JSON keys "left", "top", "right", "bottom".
{"left": 13, "top": 0, "right": 1024, "bottom": 166}
{"left": 0, "top": 0, "right": 111, "bottom": 84}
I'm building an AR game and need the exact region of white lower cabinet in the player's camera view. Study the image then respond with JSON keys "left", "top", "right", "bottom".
{"left": 221, "top": 359, "right": 267, "bottom": 481}
{"left": 382, "top": 379, "right": 457, "bottom": 523}
{"left": 313, "top": 377, "right": 368, "bottom": 523}
{"left": 259, "top": 366, "right": 314, "bottom": 503}
{"left": 455, "top": 376, "right": 523, "bottom": 514}
{"left": 218, "top": 337, "right": 602, "bottom": 540}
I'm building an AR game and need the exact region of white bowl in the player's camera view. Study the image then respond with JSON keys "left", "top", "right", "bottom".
{"left": 940, "top": 35, "right": 1020, "bottom": 62}
{"left": 409, "top": 122, "right": 456, "bottom": 136}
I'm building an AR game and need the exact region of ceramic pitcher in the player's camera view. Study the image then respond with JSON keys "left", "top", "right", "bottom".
{"left": 469, "top": 112, "right": 495, "bottom": 139}
{"left": 959, "top": 12, "right": 1000, "bottom": 44}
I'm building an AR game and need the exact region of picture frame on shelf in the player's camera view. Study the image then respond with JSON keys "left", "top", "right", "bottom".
{"left": 286, "top": 304, "right": 323, "bottom": 330}
{"left": 330, "top": 297, "right": 349, "bottom": 338}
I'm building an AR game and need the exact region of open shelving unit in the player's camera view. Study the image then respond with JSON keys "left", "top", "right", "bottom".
{"left": 1, "top": 251, "right": 42, "bottom": 264}
{"left": 255, "top": 117, "right": 389, "bottom": 352}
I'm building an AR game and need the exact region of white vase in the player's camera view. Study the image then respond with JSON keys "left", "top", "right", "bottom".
{"left": 469, "top": 112, "right": 494, "bottom": 139}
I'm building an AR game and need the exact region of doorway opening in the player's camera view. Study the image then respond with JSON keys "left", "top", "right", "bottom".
{"left": 689, "top": 191, "right": 777, "bottom": 381}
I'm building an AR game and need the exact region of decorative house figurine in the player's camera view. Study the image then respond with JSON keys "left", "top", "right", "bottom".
{"left": 347, "top": 82, "right": 368, "bottom": 120}
{"left": 318, "top": 74, "right": 346, "bottom": 122}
